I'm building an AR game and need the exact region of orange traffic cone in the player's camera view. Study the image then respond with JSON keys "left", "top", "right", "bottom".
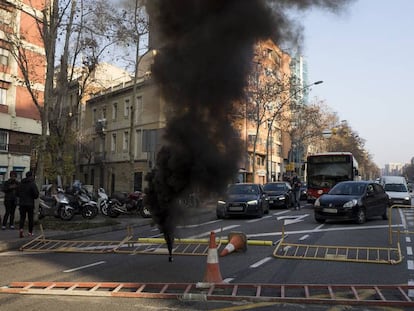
{"left": 220, "top": 232, "right": 247, "bottom": 257}
{"left": 202, "top": 231, "right": 223, "bottom": 283}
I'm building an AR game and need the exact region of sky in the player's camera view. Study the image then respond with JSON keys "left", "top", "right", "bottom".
{"left": 300, "top": 0, "right": 414, "bottom": 169}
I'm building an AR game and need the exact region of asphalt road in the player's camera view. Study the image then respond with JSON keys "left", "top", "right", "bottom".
{"left": 1, "top": 200, "right": 414, "bottom": 310}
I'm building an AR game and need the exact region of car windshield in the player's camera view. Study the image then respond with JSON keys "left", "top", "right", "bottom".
{"left": 384, "top": 184, "right": 408, "bottom": 192}
{"left": 329, "top": 183, "right": 365, "bottom": 196}
{"left": 263, "top": 183, "right": 286, "bottom": 191}
{"left": 228, "top": 184, "right": 259, "bottom": 195}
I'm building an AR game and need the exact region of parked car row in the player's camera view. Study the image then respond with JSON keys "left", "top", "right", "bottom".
{"left": 216, "top": 179, "right": 411, "bottom": 224}
{"left": 216, "top": 181, "right": 304, "bottom": 219}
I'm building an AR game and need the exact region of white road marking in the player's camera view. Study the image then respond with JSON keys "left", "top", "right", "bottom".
{"left": 247, "top": 215, "right": 273, "bottom": 223}
{"left": 299, "top": 234, "right": 310, "bottom": 241}
{"left": 408, "top": 260, "right": 414, "bottom": 270}
{"left": 177, "top": 219, "right": 222, "bottom": 229}
{"left": 63, "top": 261, "right": 106, "bottom": 273}
{"left": 272, "top": 210, "right": 291, "bottom": 216}
{"left": 407, "top": 246, "right": 413, "bottom": 256}
{"left": 409, "top": 280, "right": 414, "bottom": 297}
{"left": 223, "top": 278, "right": 234, "bottom": 283}
{"left": 407, "top": 237, "right": 412, "bottom": 243}
{"left": 399, "top": 209, "right": 408, "bottom": 229}
{"left": 247, "top": 224, "right": 403, "bottom": 238}
{"left": 277, "top": 214, "right": 309, "bottom": 225}
{"left": 187, "top": 225, "right": 240, "bottom": 239}
{"left": 250, "top": 257, "right": 272, "bottom": 268}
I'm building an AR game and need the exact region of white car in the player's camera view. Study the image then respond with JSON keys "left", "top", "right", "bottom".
{"left": 383, "top": 183, "right": 411, "bottom": 206}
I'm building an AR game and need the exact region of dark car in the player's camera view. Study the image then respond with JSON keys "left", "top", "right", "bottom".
{"left": 263, "top": 182, "right": 293, "bottom": 209}
{"left": 216, "top": 183, "right": 269, "bottom": 219}
{"left": 314, "top": 181, "right": 389, "bottom": 224}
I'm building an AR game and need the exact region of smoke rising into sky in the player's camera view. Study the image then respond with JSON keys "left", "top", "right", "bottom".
{"left": 144, "top": 0, "right": 353, "bottom": 250}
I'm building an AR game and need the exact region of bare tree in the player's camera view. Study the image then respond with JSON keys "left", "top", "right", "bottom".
{"left": 6, "top": 0, "right": 128, "bottom": 186}
{"left": 244, "top": 55, "right": 292, "bottom": 182}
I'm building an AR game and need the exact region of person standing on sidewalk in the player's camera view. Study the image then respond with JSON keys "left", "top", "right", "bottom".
{"left": 17, "top": 171, "right": 39, "bottom": 238}
{"left": 2, "top": 171, "right": 19, "bottom": 230}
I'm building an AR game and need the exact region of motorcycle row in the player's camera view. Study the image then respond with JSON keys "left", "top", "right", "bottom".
{"left": 39, "top": 183, "right": 152, "bottom": 221}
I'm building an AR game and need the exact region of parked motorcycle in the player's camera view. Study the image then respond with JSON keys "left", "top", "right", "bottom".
{"left": 107, "top": 191, "right": 151, "bottom": 218}
{"left": 65, "top": 186, "right": 99, "bottom": 220}
{"left": 39, "top": 185, "right": 75, "bottom": 221}
{"left": 96, "top": 187, "right": 109, "bottom": 216}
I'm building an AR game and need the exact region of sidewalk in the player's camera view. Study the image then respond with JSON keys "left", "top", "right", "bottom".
{"left": 0, "top": 199, "right": 217, "bottom": 252}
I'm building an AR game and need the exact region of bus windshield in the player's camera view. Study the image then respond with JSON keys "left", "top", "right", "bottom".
{"left": 307, "top": 163, "right": 352, "bottom": 188}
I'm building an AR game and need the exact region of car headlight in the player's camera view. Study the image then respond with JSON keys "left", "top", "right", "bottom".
{"left": 343, "top": 199, "right": 357, "bottom": 208}
{"left": 277, "top": 196, "right": 285, "bottom": 201}
{"left": 217, "top": 200, "right": 226, "bottom": 205}
{"left": 314, "top": 198, "right": 320, "bottom": 207}
{"left": 247, "top": 200, "right": 258, "bottom": 205}
{"left": 404, "top": 197, "right": 410, "bottom": 201}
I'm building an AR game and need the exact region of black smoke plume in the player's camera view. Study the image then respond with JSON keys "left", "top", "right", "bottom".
{"left": 144, "top": 0, "right": 354, "bottom": 256}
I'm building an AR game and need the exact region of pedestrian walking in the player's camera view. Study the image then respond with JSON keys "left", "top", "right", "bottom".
{"left": 291, "top": 174, "right": 302, "bottom": 210}
{"left": 2, "top": 171, "right": 19, "bottom": 230}
{"left": 17, "top": 171, "right": 39, "bottom": 238}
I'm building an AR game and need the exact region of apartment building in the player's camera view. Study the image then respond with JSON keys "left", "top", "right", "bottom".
{"left": 79, "top": 39, "right": 293, "bottom": 192}
{"left": 0, "top": 0, "right": 44, "bottom": 184}
{"left": 80, "top": 52, "right": 166, "bottom": 193}
{"left": 240, "top": 39, "right": 291, "bottom": 184}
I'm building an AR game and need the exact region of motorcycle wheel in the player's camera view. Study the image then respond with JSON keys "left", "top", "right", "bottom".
{"left": 81, "top": 205, "right": 99, "bottom": 219}
{"left": 100, "top": 202, "right": 109, "bottom": 216}
{"left": 59, "top": 206, "right": 75, "bottom": 221}
{"left": 107, "top": 205, "right": 120, "bottom": 218}
{"left": 140, "top": 205, "right": 152, "bottom": 218}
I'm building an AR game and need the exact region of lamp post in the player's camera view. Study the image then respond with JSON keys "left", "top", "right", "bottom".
{"left": 288, "top": 80, "right": 323, "bottom": 178}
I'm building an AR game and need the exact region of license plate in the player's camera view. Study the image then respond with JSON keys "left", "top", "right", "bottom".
{"left": 269, "top": 200, "right": 274, "bottom": 204}
{"left": 229, "top": 205, "right": 244, "bottom": 211}
{"left": 323, "top": 208, "right": 338, "bottom": 213}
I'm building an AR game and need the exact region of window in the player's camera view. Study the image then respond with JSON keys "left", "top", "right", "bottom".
{"left": 0, "top": 88, "right": 6, "bottom": 106}
{"left": 135, "top": 96, "right": 143, "bottom": 122}
{"left": 124, "top": 99, "right": 130, "bottom": 117}
{"left": 102, "top": 106, "right": 106, "bottom": 119}
{"left": 0, "top": 131, "right": 7, "bottom": 151}
{"left": 123, "top": 131, "right": 129, "bottom": 151}
{"left": 0, "top": 48, "right": 8, "bottom": 66}
{"left": 112, "top": 102, "right": 117, "bottom": 120}
{"left": 135, "top": 129, "right": 144, "bottom": 159}
{"left": 92, "top": 108, "right": 97, "bottom": 122}
{"left": 111, "top": 133, "right": 116, "bottom": 152}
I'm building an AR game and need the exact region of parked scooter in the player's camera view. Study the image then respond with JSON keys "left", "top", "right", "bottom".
{"left": 96, "top": 187, "right": 109, "bottom": 216}
{"left": 39, "top": 185, "right": 75, "bottom": 221}
{"left": 107, "top": 191, "right": 151, "bottom": 218}
{"left": 65, "top": 185, "right": 99, "bottom": 220}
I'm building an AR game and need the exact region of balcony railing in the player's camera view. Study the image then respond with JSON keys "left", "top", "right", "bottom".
{"left": 0, "top": 143, "right": 32, "bottom": 154}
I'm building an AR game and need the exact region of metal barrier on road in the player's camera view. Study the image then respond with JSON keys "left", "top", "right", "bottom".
{"left": 19, "top": 227, "right": 273, "bottom": 256}
{"left": 1, "top": 281, "right": 414, "bottom": 307}
{"left": 273, "top": 214, "right": 403, "bottom": 264}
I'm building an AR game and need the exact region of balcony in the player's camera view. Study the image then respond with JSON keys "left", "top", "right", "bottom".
{"left": 95, "top": 119, "right": 107, "bottom": 135}
{"left": 0, "top": 143, "right": 32, "bottom": 154}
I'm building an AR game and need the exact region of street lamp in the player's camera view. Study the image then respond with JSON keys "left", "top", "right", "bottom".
{"left": 288, "top": 80, "right": 324, "bottom": 178}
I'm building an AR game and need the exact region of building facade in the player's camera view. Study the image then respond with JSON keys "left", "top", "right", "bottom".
{"left": 80, "top": 63, "right": 166, "bottom": 193}
{"left": 0, "top": 0, "right": 44, "bottom": 185}
{"left": 79, "top": 41, "right": 294, "bottom": 192}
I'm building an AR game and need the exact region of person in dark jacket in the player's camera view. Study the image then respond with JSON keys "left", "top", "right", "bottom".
{"left": 17, "top": 171, "right": 39, "bottom": 238}
{"left": 291, "top": 174, "right": 302, "bottom": 210}
{"left": 2, "top": 171, "right": 19, "bottom": 230}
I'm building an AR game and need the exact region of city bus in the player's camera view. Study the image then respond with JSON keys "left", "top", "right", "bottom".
{"left": 306, "top": 152, "right": 359, "bottom": 202}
